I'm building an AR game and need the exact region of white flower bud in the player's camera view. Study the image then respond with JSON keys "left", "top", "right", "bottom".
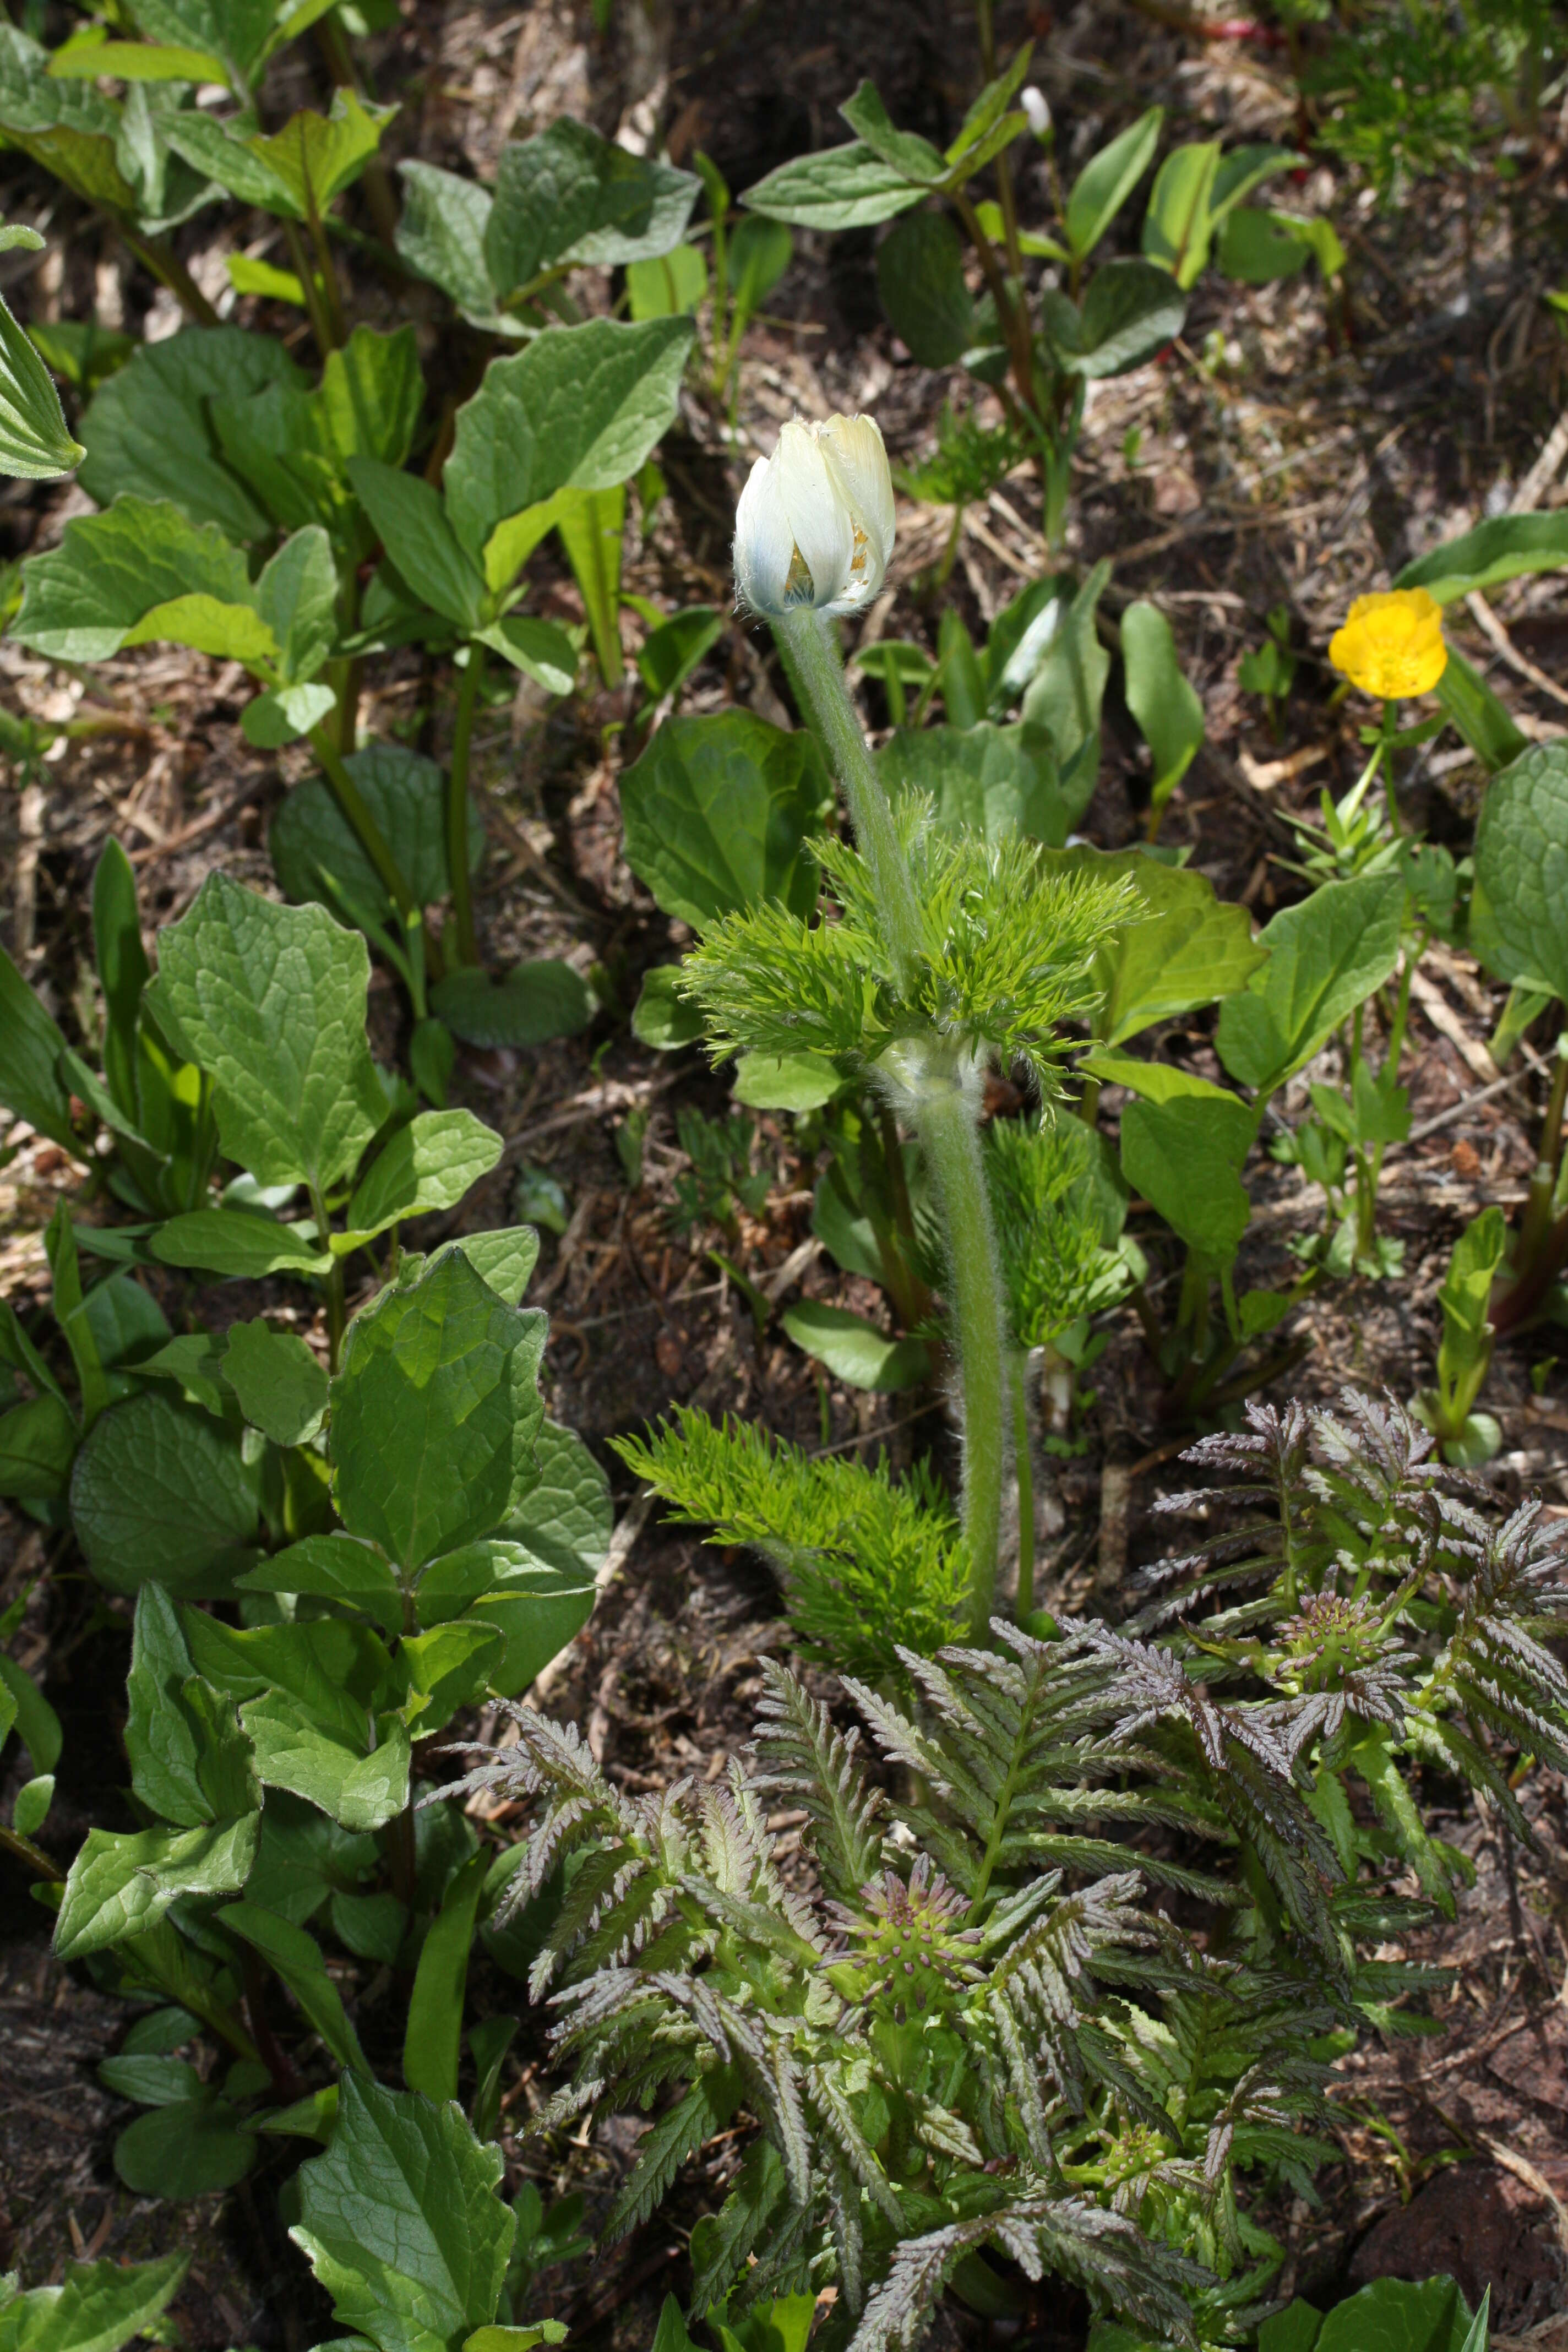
{"left": 1021, "top": 85, "right": 1051, "bottom": 139}
{"left": 733, "top": 412, "right": 895, "bottom": 619}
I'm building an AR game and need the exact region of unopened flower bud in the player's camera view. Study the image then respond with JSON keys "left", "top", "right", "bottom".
{"left": 734, "top": 412, "right": 895, "bottom": 619}
{"left": 1021, "top": 86, "right": 1052, "bottom": 140}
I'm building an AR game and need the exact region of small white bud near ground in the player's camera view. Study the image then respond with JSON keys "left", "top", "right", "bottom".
{"left": 733, "top": 412, "right": 896, "bottom": 618}
{"left": 1021, "top": 85, "right": 1052, "bottom": 139}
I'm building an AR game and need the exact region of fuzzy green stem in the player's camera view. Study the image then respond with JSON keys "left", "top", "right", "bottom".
{"left": 774, "top": 604, "right": 1006, "bottom": 1624}
{"left": 447, "top": 644, "right": 486, "bottom": 966}
{"left": 775, "top": 607, "right": 923, "bottom": 994}
{"left": 917, "top": 1066, "right": 1008, "bottom": 1631}
{"left": 1010, "top": 1352, "right": 1034, "bottom": 1623}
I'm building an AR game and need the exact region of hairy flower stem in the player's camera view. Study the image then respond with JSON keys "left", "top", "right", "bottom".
{"left": 775, "top": 607, "right": 923, "bottom": 993}
{"left": 774, "top": 607, "right": 1008, "bottom": 1628}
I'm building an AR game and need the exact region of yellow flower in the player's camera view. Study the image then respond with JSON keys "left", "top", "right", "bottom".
{"left": 1329, "top": 588, "right": 1447, "bottom": 699}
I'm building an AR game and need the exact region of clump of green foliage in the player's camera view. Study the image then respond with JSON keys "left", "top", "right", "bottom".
{"left": 445, "top": 1634, "right": 1348, "bottom": 2352}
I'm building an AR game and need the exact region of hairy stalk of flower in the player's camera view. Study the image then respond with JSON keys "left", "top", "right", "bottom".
{"left": 776, "top": 602, "right": 1009, "bottom": 1630}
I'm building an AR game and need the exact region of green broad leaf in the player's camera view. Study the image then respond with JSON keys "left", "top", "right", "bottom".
{"left": 781, "top": 1302, "right": 932, "bottom": 1392}
{"left": 112, "top": 2096, "right": 257, "bottom": 2201}
{"left": 1311, "top": 2277, "right": 1475, "bottom": 2352}
{"left": 397, "top": 1620, "right": 505, "bottom": 1734}
{"left": 443, "top": 317, "right": 694, "bottom": 560}
{"left": 620, "top": 709, "right": 829, "bottom": 925}
{"left": 1217, "top": 204, "right": 1314, "bottom": 283}
{"left": 51, "top": 38, "right": 228, "bottom": 81}
{"left": 1079, "top": 1048, "right": 1243, "bottom": 1107}
{"left": 429, "top": 961, "right": 594, "bottom": 1050}
{"left": 240, "top": 1688, "right": 412, "bottom": 1832}
{"left": 221, "top": 1319, "right": 329, "bottom": 1445}
{"left": 1436, "top": 1205, "right": 1509, "bottom": 1402}
{"left": 291, "top": 2075, "right": 516, "bottom": 2352}
{"left": 1058, "top": 258, "right": 1185, "bottom": 379}
{"left": 0, "top": 26, "right": 138, "bottom": 215}
{"left": 332, "top": 1249, "right": 548, "bottom": 1571}
{"left": 340, "top": 1111, "right": 504, "bottom": 1251}
{"left": 0, "top": 2252, "right": 189, "bottom": 2352}
{"left": 729, "top": 215, "right": 793, "bottom": 337}
{"left": 466, "top": 2322, "right": 567, "bottom": 2352}
{"left": 636, "top": 605, "right": 723, "bottom": 702}
{"left": 154, "top": 871, "right": 386, "bottom": 1194}
{"left": 151, "top": 1210, "right": 325, "bottom": 1280}
{"left": 432, "top": 1228, "right": 541, "bottom": 1307}
{"left": 1020, "top": 560, "right": 1112, "bottom": 820}
{"left": 248, "top": 90, "right": 395, "bottom": 214}
{"left": 628, "top": 242, "right": 709, "bottom": 320}
{"left": 484, "top": 116, "right": 699, "bottom": 291}
{"left": 0, "top": 271, "right": 82, "bottom": 478}
{"left": 97, "top": 2054, "right": 205, "bottom": 2107}
{"left": 631, "top": 964, "right": 706, "bottom": 1051}
{"left": 1122, "top": 601, "right": 1204, "bottom": 809}
{"left": 395, "top": 160, "right": 500, "bottom": 325}
{"left": 314, "top": 322, "right": 424, "bottom": 470}
{"left": 76, "top": 325, "right": 303, "bottom": 541}
{"left": 55, "top": 1816, "right": 260, "bottom": 1959}
{"left": 242, "top": 680, "right": 338, "bottom": 748}
{"left": 131, "top": 0, "right": 278, "bottom": 88}
{"left": 556, "top": 481, "right": 626, "bottom": 687}
{"left": 837, "top": 80, "right": 945, "bottom": 183}
{"left": 272, "top": 743, "right": 482, "bottom": 917}
{"left": 875, "top": 209, "right": 974, "bottom": 368}
{"left": 13, "top": 497, "right": 263, "bottom": 663}
{"left": 1472, "top": 744, "right": 1568, "bottom": 999}
{"left": 0, "top": 1394, "right": 78, "bottom": 1502}
{"left": 714, "top": 2295, "right": 816, "bottom": 2352}
{"left": 1065, "top": 105, "right": 1163, "bottom": 260}
{"left": 1396, "top": 511, "right": 1568, "bottom": 606}
{"left": 0, "top": 942, "right": 77, "bottom": 1151}
{"left": 1431, "top": 642, "right": 1528, "bottom": 775}
{"left": 742, "top": 141, "right": 928, "bottom": 230}
{"left": 404, "top": 1851, "right": 488, "bottom": 2104}
{"left": 81, "top": 1273, "right": 169, "bottom": 1371}
{"left": 1216, "top": 870, "right": 1404, "bottom": 1097}
{"left": 123, "top": 1582, "right": 258, "bottom": 1827}
{"left": 733, "top": 1052, "right": 844, "bottom": 1112}
{"left": 70, "top": 1392, "right": 259, "bottom": 1597}
{"left": 120, "top": 590, "right": 278, "bottom": 665}
{"left": 184, "top": 1610, "right": 389, "bottom": 1739}
{"left": 220, "top": 1901, "right": 369, "bottom": 2076}
{"left": 0, "top": 1650, "right": 62, "bottom": 1773}
{"left": 13, "top": 1773, "right": 53, "bottom": 1836}
{"left": 1120, "top": 1092, "right": 1256, "bottom": 1263}
{"left": 1138, "top": 138, "right": 1219, "bottom": 283}
{"left": 473, "top": 614, "right": 576, "bottom": 695}
{"left": 133, "top": 1332, "right": 231, "bottom": 1418}
{"left": 347, "top": 457, "right": 487, "bottom": 631}
{"left": 946, "top": 42, "right": 1033, "bottom": 166}
{"left": 235, "top": 1533, "right": 402, "bottom": 1637}
{"left": 882, "top": 721, "right": 1068, "bottom": 847}
{"left": 119, "top": 2008, "right": 200, "bottom": 2056}
{"left": 1071, "top": 850, "right": 1266, "bottom": 1043}
{"left": 255, "top": 524, "right": 338, "bottom": 682}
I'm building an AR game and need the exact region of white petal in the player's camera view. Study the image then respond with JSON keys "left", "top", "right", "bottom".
{"left": 733, "top": 451, "right": 800, "bottom": 616}
{"left": 815, "top": 413, "right": 894, "bottom": 612}
{"left": 773, "top": 419, "right": 854, "bottom": 609}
